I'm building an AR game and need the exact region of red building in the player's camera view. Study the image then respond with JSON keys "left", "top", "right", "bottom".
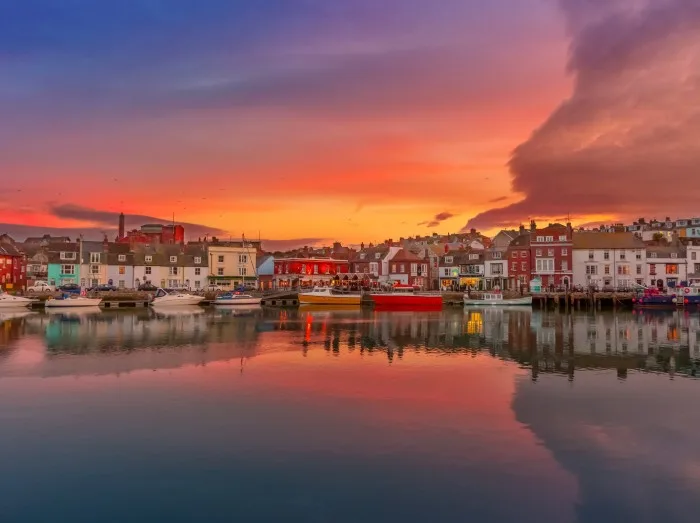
{"left": 507, "top": 233, "right": 531, "bottom": 291}
{"left": 351, "top": 245, "right": 389, "bottom": 280}
{"left": 0, "top": 243, "right": 27, "bottom": 291}
{"left": 117, "top": 222, "right": 185, "bottom": 246}
{"left": 273, "top": 258, "right": 350, "bottom": 288}
{"left": 530, "top": 222, "right": 573, "bottom": 289}
{"left": 388, "top": 249, "right": 429, "bottom": 288}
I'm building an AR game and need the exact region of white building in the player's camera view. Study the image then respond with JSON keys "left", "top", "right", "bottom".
{"left": 646, "top": 245, "right": 687, "bottom": 290}
{"left": 106, "top": 248, "right": 135, "bottom": 289}
{"left": 572, "top": 232, "right": 646, "bottom": 289}
{"left": 688, "top": 246, "right": 700, "bottom": 284}
{"left": 484, "top": 248, "right": 508, "bottom": 289}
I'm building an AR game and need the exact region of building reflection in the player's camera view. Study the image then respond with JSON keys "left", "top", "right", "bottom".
{"left": 0, "top": 307, "right": 699, "bottom": 380}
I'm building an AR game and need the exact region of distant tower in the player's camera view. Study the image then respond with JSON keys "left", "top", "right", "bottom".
{"left": 118, "top": 212, "right": 125, "bottom": 240}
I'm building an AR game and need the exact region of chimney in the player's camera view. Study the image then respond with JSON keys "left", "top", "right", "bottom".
{"left": 118, "top": 212, "right": 125, "bottom": 240}
{"left": 103, "top": 235, "right": 109, "bottom": 252}
{"left": 519, "top": 224, "right": 525, "bottom": 235}
{"left": 360, "top": 242, "right": 365, "bottom": 250}
{"left": 470, "top": 228, "right": 476, "bottom": 234}
{"left": 530, "top": 220, "right": 537, "bottom": 233}
{"left": 566, "top": 221, "right": 572, "bottom": 236}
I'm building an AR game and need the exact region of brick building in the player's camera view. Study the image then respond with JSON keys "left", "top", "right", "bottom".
{"left": 507, "top": 232, "right": 531, "bottom": 291}
{"left": 530, "top": 222, "right": 573, "bottom": 289}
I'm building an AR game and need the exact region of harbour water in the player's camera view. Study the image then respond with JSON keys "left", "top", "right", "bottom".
{"left": 1, "top": 306, "right": 699, "bottom": 522}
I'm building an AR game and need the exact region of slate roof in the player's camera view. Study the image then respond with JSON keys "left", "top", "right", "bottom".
{"left": 573, "top": 232, "right": 645, "bottom": 250}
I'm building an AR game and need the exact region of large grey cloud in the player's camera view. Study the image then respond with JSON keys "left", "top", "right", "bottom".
{"left": 466, "top": 0, "right": 700, "bottom": 230}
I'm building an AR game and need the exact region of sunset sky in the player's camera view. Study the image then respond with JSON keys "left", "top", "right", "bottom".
{"left": 1, "top": 0, "right": 698, "bottom": 246}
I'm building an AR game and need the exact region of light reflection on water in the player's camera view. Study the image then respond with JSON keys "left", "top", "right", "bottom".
{"left": 0, "top": 306, "right": 699, "bottom": 523}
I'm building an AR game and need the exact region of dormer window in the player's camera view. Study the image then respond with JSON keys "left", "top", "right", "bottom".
{"left": 170, "top": 256, "right": 177, "bottom": 263}
{"left": 360, "top": 253, "right": 366, "bottom": 260}
{"left": 145, "top": 255, "right": 152, "bottom": 263}
{"left": 444, "top": 256, "right": 453, "bottom": 264}
{"left": 118, "top": 254, "right": 126, "bottom": 262}
{"left": 194, "top": 257, "right": 202, "bottom": 264}
{"left": 536, "top": 236, "right": 544, "bottom": 242}
{"left": 60, "top": 251, "right": 76, "bottom": 260}
{"left": 375, "top": 253, "right": 381, "bottom": 259}
{"left": 671, "top": 253, "right": 678, "bottom": 259}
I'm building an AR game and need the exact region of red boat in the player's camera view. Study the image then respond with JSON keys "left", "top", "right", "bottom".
{"left": 370, "top": 284, "right": 443, "bottom": 310}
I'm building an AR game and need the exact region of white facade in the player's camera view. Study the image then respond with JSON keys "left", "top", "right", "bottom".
{"left": 379, "top": 246, "right": 402, "bottom": 283}
{"left": 484, "top": 252, "right": 508, "bottom": 289}
{"left": 572, "top": 247, "right": 645, "bottom": 289}
{"left": 646, "top": 249, "right": 687, "bottom": 289}
{"left": 688, "top": 246, "right": 700, "bottom": 283}
{"left": 184, "top": 265, "right": 209, "bottom": 290}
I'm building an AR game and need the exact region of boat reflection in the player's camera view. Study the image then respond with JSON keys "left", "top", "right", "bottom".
{"left": 0, "top": 307, "right": 698, "bottom": 380}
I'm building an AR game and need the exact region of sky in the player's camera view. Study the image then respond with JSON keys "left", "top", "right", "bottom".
{"left": 1, "top": 0, "right": 697, "bottom": 246}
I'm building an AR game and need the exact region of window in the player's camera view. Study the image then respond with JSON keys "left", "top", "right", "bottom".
{"left": 90, "top": 253, "right": 100, "bottom": 263}
{"left": 535, "top": 259, "right": 554, "bottom": 272}
{"left": 369, "top": 262, "right": 379, "bottom": 274}
{"left": 671, "top": 253, "right": 678, "bottom": 259}
{"left": 649, "top": 252, "right": 657, "bottom": 258}
{"left": 603, "top": 250, "right": 610, "bottom": 260}
{"left": 666, "top": 264, "right": 679, "bottom": 275}
{"left": 118, "top": 254, "right": 126, "bottom": 262}
{"left": 536, "top": 249, "right": 542, "bottom": 257}
{"left": 410, "top": 263, "right": 417, "bottom": 276}
{"left": 536, "top": 236, "right": 544, "bottom": 242}
{"left": 314, "top": 264, "right": 320, "bottom": 274}
{"left": 490, "top": 263, "right": 503, "bottom": 275}
{"left": 145, "top": 266, "right": 152, "bottom": 275}
{"left": 588, "top": 250, "right": 594, "bottom": 260}
{"left": 375, "top": 253, "right": 381, "bottom": 260}
{"left": 194, "top": 280, "right": 201, "bottom": 289}
{"left": 145, "top": 256, "right": 152, "bottom": 263}
{"left": 118, "top": 280, "right": 125, "bottom": 289}
{"left": 360, "top": 253, "right": 366, "bottom": 260}
{"left": 391, "top": 264, "right": 396, "bottom": 272}
{"left": 619, "top": 252, "right": 626, "bottom": 260}
{"left": 636, "top": 279, "right": 643, "bottom": 285}
{"left": 561, "top": 248, "right": 568, "bottom": 256}
{"left": 511, "top": 252, "right": 517, "bottom": 259}
{"left": 61, "top": 264, "right": 75, "bottom": 274}
{"left": 695, "top": 263, "right": 700, "bottom": 273}
{"left": 636, "top": 250, "right": 642, "bottom": 260}
{"left": 511, "top": 262, "right": 517, "bottom": 271}
{"left": 118, "top": 266, "right": 125, "bottom": 275}
{"left": 547, "top": 249, "right": 554, "bottom": 256}
{"left": 239, "top": 255, "right": 248, "bottom": 264}
{"left": 194, "top": 257, "right": 201, "bottom": 264}
{"left": 617, "top": 265, "right": 630, "bottom": 275}
{"left": 169, "top": 267, "right": 178, "bottom": 276}
{"left": 604, "top": 265, "right": 610, "bottom": 274}
{"left": 217, "top": 268, "right": 224, "bottom": 276}
{"left": 468, "top": 254, "right": 479, "bottom": 260}
{"left": 521, "top": 262, "right": 526, "bottom": 271}
{"left": 238, "top": 267, "right": 247, "bottom": 276}
{"left": 218, "top": 255, "right": 224, "bottom": 263}
{"left": 636, "top": 265, "right": 642, "bottom": 275}
{"left": 60, "top": 252, "right": 76, "bottom": 260}
{"left": 545, "top": 236, "right": 553, "bottom": 242}
{"left": 692, "top": 252, "right": 697, "bottom": 260}
{"left": 558, "top": 235, "right": 567, "bottom": 241}
{"left": 586, "top": 265, "right": 597, "bottom": 275}
{"left": 170, "top": 256, "right": 177, "bottom": 263}
{"left": 195, "top": 268, "right": 201, "bottom": 276}
{"left": 443, "top": 268, "right": 450, "bottom": 277}
{"left": 520, "top": 251, "right": 527, "bottom": 258}
{"left": 90, "top": 265, "right": 100, "bottom": 274}
{"left": 420, "top": 264, "right": 428, "bottom": 275}
{"left": 444, "top": 256, "right": 453, "bottom": 264}
{"left": 561, "top": 260, "right": 568, "bottom": 271}
{"left": 492, "top": 252, "right": 502, "bottom": 259}
{"left": 399, "top": 264, "right": 405, "bottom": 273}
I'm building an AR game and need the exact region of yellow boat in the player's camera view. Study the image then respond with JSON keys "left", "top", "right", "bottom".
{"left": 298, "top": 287, "right": 362, "bottom": 305}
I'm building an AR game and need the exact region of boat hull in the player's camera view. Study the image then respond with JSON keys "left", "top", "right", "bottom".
{"left": 463, "top": 296, "right": 532, "bottom": 306}
{"left": 370, "top": 294, "right": 442, "bottom": 310}
{"left": 214, "top": 297, "right": 262, "bottom": 306}
{"left": 45, "top": 298, "right": 102, "bottom": 308}
{"left": 151, "top": 296, "right": 204, "bottom": 307}
{"left": 0, "top": 299, "right": 33, "bottom": 309}
{"left": 298, "top": 294, "right": 361, "bottom": 305}
{"left": 634, "top": 296, "right": 676, "bottom": 308}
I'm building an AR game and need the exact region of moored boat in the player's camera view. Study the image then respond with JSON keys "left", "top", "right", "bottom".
{"left": 214, "top": 292, "right": 262, "bottom": 306}
{"left": 150, "top": 288, "right": 205, "bottom": 307}
{"left": 633, "top": 287, "right": 676, "bottom": 308}
{"left": 298, "top": 287, "right": 361, "bottom": 306}
{"left": 370, "top": 285, "right": 442, "bottom": 310}
{"left": 463, "top": 291, "right": 532, "bottom": 307}
{"left": 0, "top": 291, "right": 34, "bottom": 309}
{"left": 45, "top": 295, "right": 102, "bottom": 308}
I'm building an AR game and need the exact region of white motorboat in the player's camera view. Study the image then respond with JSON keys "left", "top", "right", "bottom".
{"left": 45, "top": 295, "right": 103, "bottom": 308}
{"left": 214, "top": 292, "right": 262, "bottom": 306}
{"left": 0, "top": 291, "right": 34, "bottom": 309}
{"left": 150, "top": 288, "right": 204, "bottom": 307}
{"left": 463, "top": 291, "right": 532, "bottom": 307}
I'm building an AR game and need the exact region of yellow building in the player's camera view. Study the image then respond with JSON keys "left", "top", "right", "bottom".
{"left": 206, "top": 241, "right": 259, "bottom": 288}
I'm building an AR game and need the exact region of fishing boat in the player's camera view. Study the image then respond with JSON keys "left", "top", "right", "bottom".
{"left": 150, "top": 288, "right": 204, "bottom": 307}
{"left": 45, "top": 294, "right": 102, "bottom": 308}
{"left": 632, "top": 287, "right": 676, "bottom": 308}
{"left": 673, "top": 284, "right": 700, "bottom": 306}
{"left": 214, "top": 291, "right": 262, "bottom": 306}
{"left": 463, "top": 290, "right": 532, "bottom": 307}
{"left": 370, "top": 284, "right": 442, "bottom": 310}
{"left": 298, "top": 287, "right": 361, "bottom": 306}
{"left": 0, "top": 291, "right": 34, "bottom": 309}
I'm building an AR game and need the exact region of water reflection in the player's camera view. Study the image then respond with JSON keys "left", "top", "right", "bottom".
{"left": 1, "top": 307, "right": 699, "bottom": 380}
